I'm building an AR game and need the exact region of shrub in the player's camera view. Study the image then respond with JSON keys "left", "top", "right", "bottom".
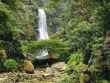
{"left": 3, "top": 59, "right": 17, "bottom": 71}
{"left": 67, "top": 50, "right": 83, "bottom": 67}
{"left": 66, "top": 50, "right": 83, "bottom": 73}
{"left": 57, "top": 73, "right": 73, "bottom": 83}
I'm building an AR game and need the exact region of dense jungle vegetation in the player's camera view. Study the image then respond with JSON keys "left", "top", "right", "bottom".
{"left": 0, "top": 0, "right": 110, "bottom": 83}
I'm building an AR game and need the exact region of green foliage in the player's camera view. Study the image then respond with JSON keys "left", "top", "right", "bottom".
{"left": 57, "top": 73, "right": 73, "bottom": 83}
{"left": 92, "top": 44, "right": 102, "bottom": 51}
{"left": 0, "top": 1, "right": 24, "bottom": 61}
{"left": 46, "top": 0, "right": 72, "bottom": 33}
{"left": 0, "top": 2, "right": 10, "bottom": 23}
{"left": 75, "top": 64, "right": 88, "bottom": 73}
{"left": 1, "top": 0, "right": 19, "bottom": 10}
{"left": 22, "top": 45, "right": 28, "bottom": 53}
{"left": 27, "top": 39, "right": 69, "bottom": 58}
{"left": 0, "top": 0, "right": 37, "bottom": 61}
{"left": 3, "top": 59, "right": 17, "bottom": 71}
{"left": 47, "top": 0, "right": 107, "bottom": 66}
{"left": 47, "top": 0, "right": 61, "bottom": 9}
{"left": 67, "top": 50, "right": 83, "bottom": 67}
{"left": 92, "top": 68, "right": 103, "bottom": 81}
{"left": 0, "top": 50, "right": 6, "bottom": 62}
{"left": 18, "top": 1, "right": 37, "bottom": 41}
{"left": 66, "top": 50, "right": 84, "bottom": 74}
{"left": 91, "top": 2, "right": 110, "bottom": 35}
{"left": 105, "top": 51, "right": 110, "bottom": 65}
{"left": 90, "top": 66, "right": 108, "bottom": 82}
{"left": 88, "top": 50, "right": 110, "bottom": 82}
{"left": 5, "top": 40, "right": 24, "bottom": 60}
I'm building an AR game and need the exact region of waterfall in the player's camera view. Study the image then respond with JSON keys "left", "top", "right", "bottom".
{"left": 37, "top": 9, "right": 49, "bottom": 40}
{"left": 36, "top": 9, "right": 50, "bottom": 59}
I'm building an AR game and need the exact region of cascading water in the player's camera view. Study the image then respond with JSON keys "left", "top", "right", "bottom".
{"left": 37, "top": 9, "right": 49, "bottom": 40}
{"left": 36, "top": 9, "right": 50, "bottom": 59}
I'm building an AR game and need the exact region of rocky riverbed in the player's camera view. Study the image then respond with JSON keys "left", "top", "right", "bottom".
{"left": 0, "top": 62, "right": 66, "bottom": 83}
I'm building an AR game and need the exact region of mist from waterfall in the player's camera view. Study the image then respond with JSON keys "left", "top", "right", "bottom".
{"left": 36, "top": 9, "right": 50, "bottom": 59}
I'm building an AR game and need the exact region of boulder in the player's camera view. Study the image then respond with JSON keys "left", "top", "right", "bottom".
{"left": 80, "top": 74, "right": 90, "bottom": 83}
{"left": 45, "top": 67, "right": 52, "bottom": 73}
{"left": 103, "top": 80, "right": 109, "bottom": 83}
{"left": 32, "top": 78, "right": 40, "bottom": 83}
{"left": 76, "top": 64, "right": 89, "bottom": 72}
{"left": 51, "top": 62, "right": 66, "bottom": 72}
{"left": 23, "top": 60, "right": 34, "bottom": 74}
{"left": 0, "top": 78, "right": 7, "bottom": 83}
{"left": 42, "top": 73, "right": 55, "bottom": 78}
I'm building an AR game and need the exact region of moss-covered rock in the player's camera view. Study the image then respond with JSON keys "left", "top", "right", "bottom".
{"left": 23, "top": 60, "right": 34, "bottom": 74}
{"left": 80, "top": 74, "right": 90, "bottom": 83}
{"left": 0, "top": 50, "right": 6, "bottom": 62}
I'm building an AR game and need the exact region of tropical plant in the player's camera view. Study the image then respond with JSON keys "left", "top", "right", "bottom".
{"left": 27, "top": 39, "right": 69, "bottom": 58}
{"left": 66, "top": 50, "right": 84, "bottom": 74}
{"left": 57, "top": 73, "right": 73, "bottom": 83}
{"left": 67, "top": 50, "right": 83, "bottom": 67}
{"left": 4, "top": 59, "right": 17, "bottom": 71}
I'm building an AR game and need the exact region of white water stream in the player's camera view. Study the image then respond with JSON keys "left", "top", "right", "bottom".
{"left": 36, "top": 9, "right": 50, "bottom": 59}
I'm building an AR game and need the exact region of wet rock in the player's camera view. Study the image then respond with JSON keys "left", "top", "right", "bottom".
{"left": 51, "top": 62, "right": 66, "bottom": 72}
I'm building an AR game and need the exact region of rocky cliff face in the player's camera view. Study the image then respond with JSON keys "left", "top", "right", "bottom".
{"left": 88, "top": 31, "right": 110, "bottom": 81}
